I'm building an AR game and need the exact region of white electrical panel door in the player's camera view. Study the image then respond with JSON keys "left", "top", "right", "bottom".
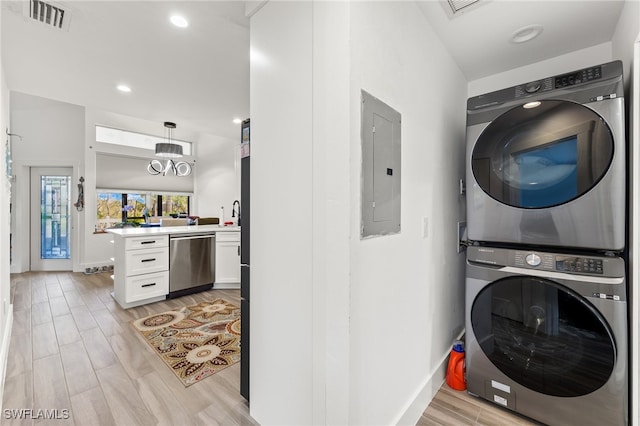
{"left": 361, "top": 90, "right": 401, "bottom": 238}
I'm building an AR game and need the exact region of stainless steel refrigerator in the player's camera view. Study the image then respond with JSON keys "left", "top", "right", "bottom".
{"left": 240, "top": 118, "right": 250, "bottom": 401}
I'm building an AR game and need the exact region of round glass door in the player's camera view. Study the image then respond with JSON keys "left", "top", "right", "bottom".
{"left": 471, "top": 276, "right": 615, "bottom": 397}
{"left": 471, "top": 100, "right": 614, "bottom": 208}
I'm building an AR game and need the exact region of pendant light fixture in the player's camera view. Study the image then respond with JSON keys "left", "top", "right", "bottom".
{"left": 147, "top": 121, "right": 191, "bottom": 176}
{"left": 155, "top": 121, "right": 183, "bottom": 158}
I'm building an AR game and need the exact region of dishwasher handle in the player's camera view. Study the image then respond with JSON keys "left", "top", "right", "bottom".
{"left": 170, "top": 234, "right": 216, "bottom": 241}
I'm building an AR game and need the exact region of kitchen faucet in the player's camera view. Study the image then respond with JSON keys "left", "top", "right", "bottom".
{"left": 232, "top": 200, "right": 241, "bottom": 226}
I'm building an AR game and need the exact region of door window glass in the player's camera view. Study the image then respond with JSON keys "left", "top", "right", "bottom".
{"left": 471, "top": 276, "right": 615, "bottom": 397}
{"left": 40, "top": 175, "right": 71, "bottom": 259}
{"left": 472, "top": 100, "right": 613, "bottom": 208}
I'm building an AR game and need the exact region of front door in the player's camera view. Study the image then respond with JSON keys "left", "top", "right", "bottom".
{"left": 30, "top": 167, "right": 72, "bottom": 271}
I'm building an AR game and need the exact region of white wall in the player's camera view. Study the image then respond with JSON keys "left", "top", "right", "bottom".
{"left": 612, "top": 2, "right": 640, "bottom": 425}
{"left": 10, "top": 92, "right": 84, "bottom": 273}
{"left": 0, "top": 0, "right": 15, "bottom": 401}
{"left": 348, "top": 3, "right": 466, "bottom": 424}
{"left": 612, "top": 0, "right": 640, "bottom": 91}
{"left": 631, "top": 39, "right": 640, "bottom": 426}
{"left": 311, "top": 2, "right": 352, "bottom": 424}
{"left": 193, "top": 133, "right": 240, "bottom": 220}
{"left": 468, "top": 42, "right": 613, "bottom": 97}
{"left": 250, "top": 2, "right": 314, "bottom": 424}
{"left": 249, "top": 2, "right": 467, "bottom": 424}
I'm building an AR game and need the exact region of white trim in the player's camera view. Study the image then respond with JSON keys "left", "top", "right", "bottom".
{"left": 211, "top": 283, "right": 240, "bottom": 290}
{"left": 393, "top": 329, "right": 466, "bottom": 425}
{"left": 0, "top": 305, "right": 14, "bottom": 411}
{"left": 630, "top": 39, "right": 640, "bottom": 426}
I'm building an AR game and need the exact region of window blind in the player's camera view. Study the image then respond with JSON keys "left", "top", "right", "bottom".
{"left": 96, "top": 153, "right": 194, "bottom": 193}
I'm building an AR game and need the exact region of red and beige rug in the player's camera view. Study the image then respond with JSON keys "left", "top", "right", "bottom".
{"left": 131, "top": 298, "right": 241, "bottom": 387}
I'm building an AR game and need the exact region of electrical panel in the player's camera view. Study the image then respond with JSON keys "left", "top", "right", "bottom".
{"left": 361, "top": 90, "right": 401, "bottom": 238}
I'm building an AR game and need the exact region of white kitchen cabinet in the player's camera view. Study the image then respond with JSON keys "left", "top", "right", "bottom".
{"left": 215, "top": 230, "right": 240, "bottom": 288}
{"left": 112, "top": 234, "right": 169, "bottom": 308}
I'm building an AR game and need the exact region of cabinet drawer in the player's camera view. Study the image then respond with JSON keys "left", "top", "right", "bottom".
{"left": 125, "top": 248, "right": 168, "bottom": 276}
{"left": 216, "top": 231, "right": 240, "bottom": 242}
{"left": 126, "top": 271, "right": 169, "bottom": 303}
{"left": 125, "top": 235, "right": 168, "bottom": 250}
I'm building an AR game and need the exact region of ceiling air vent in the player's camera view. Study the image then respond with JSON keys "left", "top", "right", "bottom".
{"left": 24, "top": 0, "right": 71, "bottom": 31}
{"left": 442, "top": 0, "right": 485, "bottom": 18}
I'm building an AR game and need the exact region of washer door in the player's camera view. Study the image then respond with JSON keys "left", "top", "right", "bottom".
{"left": 471, "top": 100, "right": 614, "bottom": 209}
{"left": 471, "top": 276, "right": 616, "bottom": 397}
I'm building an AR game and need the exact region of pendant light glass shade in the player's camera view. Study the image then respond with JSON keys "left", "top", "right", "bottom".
{"left": 155, "top": 122, "right": 183, "bottom": 158}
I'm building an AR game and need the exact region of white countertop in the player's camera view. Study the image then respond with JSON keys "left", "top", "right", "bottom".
{"left": 107, "top": 224, "right": 240, "bottom": 237}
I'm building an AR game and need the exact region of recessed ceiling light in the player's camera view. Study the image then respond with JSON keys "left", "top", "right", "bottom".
{"left": 510, "top": 24, "right": 543, "bottom": 44}
{"left": 233, "top": 118, "right": 242, "bottom": 124}
{"left": 170, "top": 15, "right": 189, "bottom": 28}
{"left": 117, "top": 85, "right": 131, "bottom": 93}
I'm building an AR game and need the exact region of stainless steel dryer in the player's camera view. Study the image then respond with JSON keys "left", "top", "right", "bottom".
{"left": 466, "top": 61, "right": 625, "bottom": 251}
{"left": 466, "top": 245, "right": 628, "bottom": 426}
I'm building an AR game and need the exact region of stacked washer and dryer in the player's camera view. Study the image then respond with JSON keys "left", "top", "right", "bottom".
{"left": 464, "top": 61, "right": 628, "bottom": 425}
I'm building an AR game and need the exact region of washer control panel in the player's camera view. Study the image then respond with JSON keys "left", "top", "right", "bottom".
{"left": 513, "top": 251, "right": 604, "bottom": 275}
{"left": 468, "top": 246, "right": 624, "bottom": 279}
{"left": 515, "top": 251, "right": 554, "bottom": 270}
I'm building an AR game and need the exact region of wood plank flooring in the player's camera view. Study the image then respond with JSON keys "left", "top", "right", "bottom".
{"left": 5, "top": 271, "right": 543, "bottom": 426}
{"left": 419, "top": 383, "right": 543, "bottom": 426}
{"left": 4, "top": 271, "right": 256, "bottom": 426}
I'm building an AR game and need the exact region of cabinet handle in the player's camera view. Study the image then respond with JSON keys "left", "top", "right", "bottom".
{"left": 140, "top": 240, "right": 156, "bottom": 245}
{"left": 141, "top": 283, "right": 156, "bottom": 288}
{"left": 238, "top": 246, "right": 240, "bottom": 256}
{"left": 141, "top": 258, "right": 156, "bottom": 263}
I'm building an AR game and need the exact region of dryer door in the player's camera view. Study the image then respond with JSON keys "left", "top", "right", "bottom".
{"left": 471, "top": 276, "right": 616, "bottom": 397}
{"left": 471, "top": 100, "right": 614, "bottom": 209}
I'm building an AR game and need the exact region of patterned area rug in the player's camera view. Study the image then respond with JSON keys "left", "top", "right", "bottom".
{"left": 131, "top": 298, "right": 241, "bottom": 387}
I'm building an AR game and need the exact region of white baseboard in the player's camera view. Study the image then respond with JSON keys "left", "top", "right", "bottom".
{"left": 394, "top": 330, "right": 466, "bottom": 425}
{"left": 213, "top": 283, "right": 240, "bottom": 289}
{"left": 0, "top": 305, "right": 14, "bottom": 411}
{"left": 393, "top": 348, "right": 449, "bottom": 425}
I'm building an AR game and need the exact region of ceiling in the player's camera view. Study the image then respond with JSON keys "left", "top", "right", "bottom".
{"left": 417, "top": 0, "right": 625, "bottom": 81}
{"left": 1, "top": 1, "right": 249, "bottom": 140}
{"left": 1, "top": 0, "right": 627, "bottom": 141}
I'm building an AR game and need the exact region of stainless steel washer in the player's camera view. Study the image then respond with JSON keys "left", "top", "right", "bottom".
{"left": 466, "top": 60, "right": 625, "bottom": 251}
{"left": 465, "top": 245, "right": 628, "bottom": 426}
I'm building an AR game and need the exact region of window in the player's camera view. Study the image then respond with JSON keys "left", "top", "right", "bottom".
{"left": 96, "top": 192, "right": 122, "bottom": 229}
{"left": 96, "top": 191, "right": 191, "bottom": 230}
{"left": 96, "top": 125, "right": 192, "bottom": 156}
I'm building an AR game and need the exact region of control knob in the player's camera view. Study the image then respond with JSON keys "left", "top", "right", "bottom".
{"left": 525, "top": 81, "right": 541, "bottom": 93}
{"left": 525, "top": 253, "right": 542, "bottom": 267}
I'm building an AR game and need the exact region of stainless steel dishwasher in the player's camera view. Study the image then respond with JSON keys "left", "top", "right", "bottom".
{"left": 168, "top": 233, "right": 215, "bottom": 298}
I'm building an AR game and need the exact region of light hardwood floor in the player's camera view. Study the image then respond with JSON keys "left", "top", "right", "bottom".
{"left": 5, "top": 271, "right": 542, "bottom": 426}
{"left": 419, "top": 382, "right": 542, "bottom": 426}
{"left": 4, "top": 271, "right": 256, "bottom": 426}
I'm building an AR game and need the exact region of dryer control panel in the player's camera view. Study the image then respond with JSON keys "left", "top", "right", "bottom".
{"left": 554, "top": 65, "right": 602, "bottom": 88}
